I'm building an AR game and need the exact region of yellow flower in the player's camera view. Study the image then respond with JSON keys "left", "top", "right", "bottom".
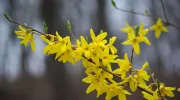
{"left": 142, "top": 91, "right": 159, "bottom": 100}
{"left": 90, "top": 48, "right": 100, "bottom": 66}
{"left": 135, "top": 61, "right": 150, "bottom": 86}
{"left": 121, "top": 23, "right": 135, "bottom": 39}
{"left": 99, "top": 48, "right": 117, "bottom": 71}
{"left": 119, "top": 75, "right": 138, "bottom": 92}
{"left": 40, "top": 35, "right": 55, "bottom": 54}
{"left": 122, "top": 23, "right": 150, "bottom": 54}
{"left": 90, "top": 28, "right": 107, "bottom": 44}
{"left": 138, "top": 23, "right": 151, "bottom": 46}
{"left": 150, "top": 18, "right": 168, "bottom": 38}
{"left": 106, "top": 83, "right": 131, "bottom": 100}
{"left": 90, "top": 29, "right": 107, "bottom": 49}
{"left": 107, "top": 37, "right": 117, "bottom": 55}
{"left": 122, "top": 28, "right": 150, "bottom": 54}
{"left": 50, "top": 33, "right": 76, "bottom": 64}
{"left": 177, "top": 88, "right": 180, "bottom": 92}
{"left": 82, "top": 74, "right": 100, "bottom": 94}
{"left": 82, "top": 58, "right": 93, "bottom": 68}
{"left": 74, "top": 39, "right": 83, "bottom": 61}
{"left": 96, "top": 82, "right": 108, "bottom": 98}
{"left": 139, "top": 83, "right": 154, "bottom": 93}
{"left": 15, "top": 25, "right": 36, "bottom": 52}
{"left": 159, "top": 84, "right": 175, "bottom": 97}
{"left": 15, "top": 25, "right": 27, "bottom": 35}
{"left": 90, "top": 29, "right": 108, "bottom": 57}
{"left": 80, "top": 36, "right": 92, "bottom": 59}
{"left": 57, "top": 43, "right": 76, "bottom": 64}
{"left": 85, "top": 67, "right": 113, "bottom": 81}
{"left": 54, "top": 31, "right": 66, "bottom": 53}
{"left": 41, "top": 32, "right": 73, "bottom": 63}
{"left": 128, "top": 76, "right": 138, "bottom": 92}
{"left": 113, "top": 53, "right": 131, "bottom": 78}
{"left": 54, "top": 32, "right": 71, "bottom": 59}
{"left": 82, "top": 73, "right": 108, "bottom": 94}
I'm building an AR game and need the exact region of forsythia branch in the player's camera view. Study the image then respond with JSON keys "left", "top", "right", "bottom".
{"left": 83, "top": 54, "right": 153, "bottom": 95}
{"left": 115, "top": 7, "right": 180, "bottom": 29}
{"left": 4, "top": 13, "right": 43, "bottom": 35}
{"left": 4, "top": 10, "right": 179, "bottom": 100}
{"left": 160, "top": 0, "right": 168, "bottom": 23}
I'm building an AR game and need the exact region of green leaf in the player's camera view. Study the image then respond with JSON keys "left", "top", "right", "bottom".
{"left": 111, "top": 0, "right": 117, "bottom": 9}
{"left": 135, "top": 26, "right": 140, "bottom": 36}
{"left": 86, "top": 36, "right": 89, "bottom": 42}
{"left": 4, "top": 12, "right": 11, "bottom": 21}
{"left": 132, "top": 25, "right": 138, "bottom": 30}
{"left": 157, "top": 79, "right": 160, "bottom": 89}
{"left": 144, "top": 9, "right": 149, "bottom": 15}
{"left": 67, "top": 20, "right": 72, "bottom": 31}
{"left": 100, "top": 29, "right": 104, "bottom": 34}
{"left": 43, "top": 22, "right": 48, "bottom": 33}
{"left": 24, "top": 23, "right": 28, "bottom": 26}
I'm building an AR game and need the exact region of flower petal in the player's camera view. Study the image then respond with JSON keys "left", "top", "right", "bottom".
{"left": 31, "top": 39, "right": 36, "bottom": 52}
{"left": 133, "top": 43, "right": 140, "bottom": 54}
{"left": 142, "top": 37, "right": 151, "bottom": 46}
{"left": 155, "top": 30, "right": 161, "bottom": 38}
{"left": 157, "top": 18, "right": 162, "bottom": 26}
{"left": 56, "top": 31, "right": 63, "bottom": 41}
{"left": 142, "top": 61, "right": 149, "bottom": 69}
{"left": 90, "top": 28, "right": 96, "bottom": 41}
{"left": 122, "top": 40, "right": 132, "bottom": 45}
{"left": 162, "top": 26, "right": 168, "bottom": 32}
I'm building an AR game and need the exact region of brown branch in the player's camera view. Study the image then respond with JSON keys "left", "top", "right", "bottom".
{"left": 147, "top": 68, "right": 165, "bottom": 100}
{"left": 137, "top": 85, "right": 153, "bottom": 95}
{"left": 99, "top": 65, "right": 153, "bottom": 95}
{"left": 129, "top": 48, "right": 134, "bottom": 74}
{"left": 160, "top": 0, "right": 168, "bottom": 22}
{"left": 82, "top": 54, "right": 153, "bottom": 95}
{"left": 130, "top": 48, "right": 134, "bottom": 64}
{"left": 69, "top": 30, "right": 77, "bottom": 41}
{"left": 99, "top": 66, "right": 121, "bottom": 78}
{"left": 116, "top": 7, "right": 180, "bottom": 29}
{"left": 6, "top": 13, "right": 154, "bottom": 96}
{"left": 5, "top": 16, "right": 43, "bottom": 35}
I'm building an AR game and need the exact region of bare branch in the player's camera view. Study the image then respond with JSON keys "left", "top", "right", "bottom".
{"left": 160, "top": 0, "right": 168, "bottom": 22}
{"left": 116, "top": 7, "right": 180, "bottom": 29}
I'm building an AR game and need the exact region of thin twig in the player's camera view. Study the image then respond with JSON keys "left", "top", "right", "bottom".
{"left": 82, "top": 54, "right": 153, "bottom": 95}
{"left": 117, "top": 8, "right": 156, "bottom": 19}
{"left": 6, "top": 17, "right": 43, "bottom": 35}
{"left": 99, "top": 66, "right": 121, "bottom": 78}
{"left": 130, "top": 48, "right": 134, "bottom": 64}
{"left": 101, "top": 64, "right": 153, "bottom": 94}
{"left": 129, "top": 48, "right": 134, "bottom": 74}
{"left": 160, "top": 0, "right": 168, "bottom": 23}
{"left": 116, "top": 7, "right": 180, "bottom": 29}
{"left": 147, "top": 68, "right": 165, "bottom": 100}
{"left": 69, "top": 30, "right": 77, "bottom": 41}
{"left": 138, "top": 85, "right": 153, "bottom": 95}
{"left": 147, "top": 68, "right": 156, "bottom": 83}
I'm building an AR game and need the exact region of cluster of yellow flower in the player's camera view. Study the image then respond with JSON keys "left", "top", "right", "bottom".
{"left": 15, "top": 25, "right": 36, "bottom": 52}
{"left": 14, "top": 18, "right": 179, "bottom": 100}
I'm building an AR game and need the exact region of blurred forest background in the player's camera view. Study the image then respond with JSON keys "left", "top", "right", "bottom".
{"left": 0, "top": 0, "right": 180, "bottom": 100}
